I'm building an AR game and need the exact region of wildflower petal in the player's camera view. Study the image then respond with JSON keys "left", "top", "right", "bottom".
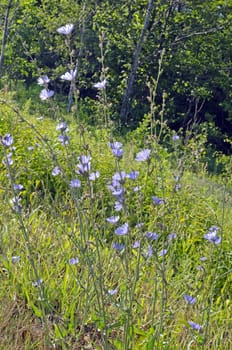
{"left": 112, "top": 242, "right": 124, "bottom": 251}
{"left": 1, "top": 134, "right": 13, "bottom": 147}
{"left": 132, "top": 240, "right": 140, "bottom": 249}
{"left": 13, "top": 184, "right": 24, "bottom": 191}
{"left": 106, "top": 216, "right": 120, "bottom": 224}
{"left": 40, "top": 89, "right": 54, "bottom": 100}
{"left": 108, "top": 289, "right": 117, "bottom": 295}
{"left": 61, "top": 69, "right": 77, "bottom": 81}
{"left": 37, "top": 75, "right": 50, "bottom": 86}
{"left": 52, "top": 166, "right": 61, "bottom": 176}
{"left": 152, "top": 196, "right": 164, "bottom": 205}
{"left": 184, "top": 294, "right": 197, "bottom": 305}
{"left": 57, "top": 23, "right": 74, "bottom": 35}
{"left": 32, "top": 279, "right": 43, "bottom": 287}
{"left": 146, "top": 232, "right": 159, "bottom": 241}
{"left": 159, "top": 249, "right": 168, "bottom": 256}
{"left": 135, "top": 149, "right": 151, "bottom": 161}
{"left": 70, "top": 179, "right": 81, "bottom": 188}
{"left": 115, "top": 223, "right": 129, "bottom": 236}
{"left": 172, "top": 134, "right": 180, "bottom": 141}
{"left": 127, "top": 170, "right": 139, "bottom": 180}
{"left": 204, "top": 226, "right": 221, "bottom": 244}
{"left": 115, "top": 201, "right": 123, "bottom": 211}
{"left": 188, "top": 321, "right": 202, "bottom": 331}
{"left": 168, "top": 233, "right": 177, "bottom": 241}
{"left": 89, "top": 171, "right": 100, "bottom": 181}
{"left": 93, "top": 79, "right": 107, "bottom": 89}
{"left": 69, "top": 257, "right": 79, "bottom": 265}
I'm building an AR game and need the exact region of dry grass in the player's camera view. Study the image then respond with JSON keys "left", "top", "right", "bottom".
{"left": 0, "top": 296, "right": 48, "bottom": 350}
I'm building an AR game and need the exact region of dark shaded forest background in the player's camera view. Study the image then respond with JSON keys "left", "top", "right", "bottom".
{"left": 1, "top": 0, "right": 231, "bottom": 154}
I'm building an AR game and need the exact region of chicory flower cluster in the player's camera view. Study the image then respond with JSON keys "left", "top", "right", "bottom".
{"left": 107, "top": 142, "right": 172, "bottom": 256}
{"left": 38, "top": 23, "right": 107, "bottom": 104}
{"left": 204, "top": 226, "right": 221, "bottom": 245}
{"left": 57, "top": 121, "right": 70, "bottom": 146}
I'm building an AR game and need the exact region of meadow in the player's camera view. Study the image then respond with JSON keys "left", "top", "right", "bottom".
{"left": 0, "top": 21, "right": 232, "bottom": 350}
{"left": 1, "top": 86, "right": 232, "bottom": 350}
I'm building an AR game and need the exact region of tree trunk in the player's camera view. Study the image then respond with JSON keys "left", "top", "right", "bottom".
{"left": 120, "top": 0, "right": 156, "bottom": 125}
{"left": 0, "top": 0, "right": 13, "bottom": 76}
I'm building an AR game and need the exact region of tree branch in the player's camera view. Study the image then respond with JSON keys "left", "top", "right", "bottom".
{"left": 171, "top": 26, "right": 224, "bottom": 46}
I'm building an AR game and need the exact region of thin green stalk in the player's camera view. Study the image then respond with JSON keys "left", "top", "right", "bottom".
{"left": 3, "top": 148, "right": 51, "bottom": 345}
{"left": 201, "top": 185, "right": 226, "bottom": 349}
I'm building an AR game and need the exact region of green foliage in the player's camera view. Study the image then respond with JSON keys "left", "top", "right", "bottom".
{"left": 1, "top": 2, "right": 232, "bottom": 348}
{"left": 1, "top": 0, "right": 231, "bottom": 152}
{"left": 1, "top": 94, "right": 232, "bottom": 348}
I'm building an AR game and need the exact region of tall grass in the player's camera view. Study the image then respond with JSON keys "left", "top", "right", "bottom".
{"left": 0, "top": 23, "right": 232, "bottom": 350}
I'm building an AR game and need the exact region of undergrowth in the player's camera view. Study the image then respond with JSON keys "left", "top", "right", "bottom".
{"left": 0, "top": 22, "right": 232, "bottom": 350}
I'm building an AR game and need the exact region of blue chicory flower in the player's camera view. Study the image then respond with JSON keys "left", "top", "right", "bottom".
{"left": 112, "top": 242, "right": 125, "bottom": 251}
{"left": 13, "top": 184, "right": 24, "bottom": 191}
{"left": 159, "top": 249, "right": 168, "bottom": 257}
{"left": 61, "top": 69, "right": 77, "bottom": 81}
{"left": 188, "top": 321, "right": 202, "bottom": 331}
{"left": 109, "top": 141, "right": 124, "bottom": 158}
{"left": 1, "top": 134, "right": 14, "bottom": 147}
{"left": 184, "top": 294, "right": 197, "bottom": 305}
{"left": 175, "top": 183, "right": 181, "bottom": 191}
{"left": 172, "top": 134, "right": 180, "bottom": 141}
{"left": 108, "top": 289, "right": 117, "bottom": 295}
{"left": 58, "top": 134, "right": 70, "bottom": 146}
{"left": 37, "top": 75, "right": 50, "bottom": 86}
{"left": 2, "top": 153, "right": 13, "bottom": 166}
{"left": 204, "top": 226, "right": 221, "bottom": 244}
{"left": 57, "top": 23, "right": 74, "bottom": 35}
{"left": 127, "top": 170, "right": 139, "bottom": 180}
{"left": 152, "top": 196, "right": 164, "bottom": 205}
{"left": 10, "top": 196, "right": 22, "bottom": 212}
{"left": 135, "top": 149, "right": 151, "bottom": 161}
{"left": 76, "top": 155, "right": 91, "bottom": 175}
{"left": 132, "top": 240, "right": 140, "bottom": 249}
{"left": 52, "top": 166, "right": 61, "bottom": 176}
{"left": 93, "top": 79, "right": 107, "bottom": 89}
{"left": 200, "top": 256, "right": 207, "bottom": 261}
{"left": 135, "top": 222, "right": 144, "bottom": 228}
{"left": 147, "top": 245, "right": 153, "bottom": 257}
{"left": 69, "top": 257, "right": 79, "bottom": 265}
{"left": 112, "top": 171, "right": 127, "bottom": 183}
{"left": 56, "top": 121, "right": 69, "bottom": 133}
{"left": 89, "top": 171, "right": 100, "bottom": 181}
{"left": 168, "top": 233, "right": 177, "bottom": 242}
{"left": 113, "top": 148, "right": 124, "bottom": 158}
{"left": 79, "top": 155, "right": 91, "bottom": 165}
{"left": 39, "top": 89, "right": 54, "bottom": 100}
{"left": 106, "top": 216, "right": 120, "bottom": 224}
{"left": 32, "top": 278, "right": 43, "bottom": 287}
{"left": 108, "top": 141, "right": 122, "bottom": 149}
{"left": 133, "top": 186, "right": 141, "bottom": 192}
{"left": 77, "top": 163, "right": 90, "bottom": 175}
{"left": 70, "top": 179, "right": 81, "bottom": 188}
{"left": 114, "top": 201, "right": 123, "bottom": 211}
{"left": 112, "top": 187, "right": 125, "bottom": 198}
{"left": 115, "top": 223, "right": 129, "bottom": 236}
{"left": 146, "top": 232, "right": 159, "bottom": 241}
